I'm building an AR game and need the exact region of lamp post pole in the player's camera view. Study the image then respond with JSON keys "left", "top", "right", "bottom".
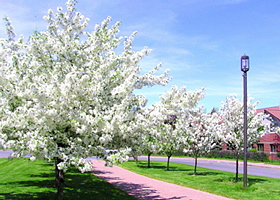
{"left": 241, "top": 54, "right": 249, "bottom": 188}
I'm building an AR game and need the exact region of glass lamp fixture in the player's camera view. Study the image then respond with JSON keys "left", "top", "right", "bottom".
{"left": 241, "top": 54, "right": 249, "bottom": 72}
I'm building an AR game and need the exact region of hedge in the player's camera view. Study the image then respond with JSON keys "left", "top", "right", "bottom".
{"left": 203, "top": 150, "right": 269, "bottom": 162}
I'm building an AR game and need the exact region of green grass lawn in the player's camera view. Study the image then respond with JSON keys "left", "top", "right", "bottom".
{"left": 0, "top": 158, "right": 137, "bottom": 200}
{"left": 120, "top": 160, "right": 280, "bottom": 200}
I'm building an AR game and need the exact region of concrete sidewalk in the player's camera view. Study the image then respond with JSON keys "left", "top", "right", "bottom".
{"left": 92, "top": 159, "right": 233, "bottom": 200}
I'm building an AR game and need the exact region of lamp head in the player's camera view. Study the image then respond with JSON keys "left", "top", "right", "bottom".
{"left": 241, "top": 54, "right": 249, "bottom": 72}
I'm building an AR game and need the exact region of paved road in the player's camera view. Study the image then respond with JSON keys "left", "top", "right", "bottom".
{"left": 0, "top": 150, "right": 13, "bottom": 158}
{"left": 138, "top": 156, "right": 280, "bottom": 179}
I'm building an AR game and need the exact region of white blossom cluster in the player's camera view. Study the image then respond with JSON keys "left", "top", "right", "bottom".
{"left": 135, "top": 85, "right": 208, "bottom": 158}
{"left": 219, "top": 95, "right": 268, "bottom": 153}
{"left": 0, "top": 0, "right": 171, "bottom": 172}
{"left": 181, "top": 106, "right": 221, "bottom": 156}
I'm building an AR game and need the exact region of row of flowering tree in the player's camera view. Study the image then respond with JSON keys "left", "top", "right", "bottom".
{"left": 138, "top": 86, "right": 206, "bottom": 171}
{"left": 135, "top": 92, "right": 268, "bottom": 177}
{"left": 135, "top": 85, "right": 222, "bottom": 174}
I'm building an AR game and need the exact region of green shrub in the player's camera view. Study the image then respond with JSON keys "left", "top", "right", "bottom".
{"left": 249, "top": 148, "right": 257, "bottom": 152}
{"left": 203, "top": 150, "right": 236, "bottom": 159}
{"left": 277, "top": 151, "right": 280, "bottom": 159}
{"left": 247, "top": 151, "right": 269, "bottom": 162}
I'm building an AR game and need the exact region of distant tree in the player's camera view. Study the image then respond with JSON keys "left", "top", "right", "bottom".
{"left": 181, "top": 106, "right": 221, "bottom": 175}
{"left": 143, "top": 85, "right": 205, "bottom": 170}
{"left": 0, "top": 1, "right": 171, "bottom": 199}
{"left": 140, "top": 119, "right": 162, "bottom": 168}
{"left": 159, "top": 114, "right": 180, "bottom": 171}
{"left": 142, "top": 134, "right": 161, "bottom": 168}
{"left": 219, "top": 95, "right": 268, "bottom": 182}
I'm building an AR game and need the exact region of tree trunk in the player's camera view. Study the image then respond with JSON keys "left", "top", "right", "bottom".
{"left": 234, "top": 152, "right": 239, "bottom": 182}
{"left": 194, "top": 156, "right": 198, "bottom": 175}
{"left": 166, "top": 153, "right": 172, "bottom": 171}
{"left": 132, "top": 153, "right": 138, "bottom": 163}
{"left": 147, "top": 152, "right": 152, "bottom": 168}
{"left": 55, "top": 157, "right": 65, "bottom": 200}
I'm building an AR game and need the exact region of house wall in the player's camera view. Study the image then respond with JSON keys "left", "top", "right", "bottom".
{"left": 257, "top": 133, "right": 280, "bottom": 161}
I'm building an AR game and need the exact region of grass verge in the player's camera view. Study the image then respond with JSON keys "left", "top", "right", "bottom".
{"left": 120, "top": 160, "right": 280, "bottom": 200}
{"left": 0, "top": 158, "right": 137, "bottom": 200}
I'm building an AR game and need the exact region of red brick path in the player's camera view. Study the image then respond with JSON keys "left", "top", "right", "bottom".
{"left": 92, "top": 159, "right": 233, "bottom": 200}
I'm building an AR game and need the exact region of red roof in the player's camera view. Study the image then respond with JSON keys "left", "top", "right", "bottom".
{"left": 257, "top": 106, "right": 280, "bottom": 120}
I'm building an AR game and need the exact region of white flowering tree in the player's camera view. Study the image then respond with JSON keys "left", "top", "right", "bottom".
{"left": 181, "top": 106, "right": 221, "bottom": 175}
{"left": 219, "top": 95, "right": 267, "bottom": 182}
{"left": 0, "top": 1, "right": 171, "bottom": 199}
{"left": 156, "top": 114, "right": 180, "bottom": 171}
{"left": 142, "top": 85, "right": 205, "bottom": 170}
{"left": 134, "top": 108, "right": 162, "bottom": 167}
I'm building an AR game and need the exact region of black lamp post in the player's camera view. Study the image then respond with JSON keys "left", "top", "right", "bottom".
{"left": 241, "top": 54, "right": 249, "bottom": 188}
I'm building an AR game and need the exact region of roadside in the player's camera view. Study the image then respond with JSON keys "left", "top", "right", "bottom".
{"left": 0, "top": 151, "right": 278, "bottom": 199}
{"left": 1, "top": 150, "right": 279, "bottom": 169}
{"left": 203, "top": 158, "right": 280, "bottom": 169}
{"left": 137, "top": 156, "right": 280, "bottom": 169}
{"left": 136, "top": 156, "right": 280, "bottom": 179}
{"left": 186, "top": 157, "right": 280, "bottom": 169}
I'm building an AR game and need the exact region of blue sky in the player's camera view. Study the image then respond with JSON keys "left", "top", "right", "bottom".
{"left": 1, "top": 0, "right": 279, "bottom": 112}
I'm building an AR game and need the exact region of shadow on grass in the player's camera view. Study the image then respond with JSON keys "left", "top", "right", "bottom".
{"left": 136, "top": 162, "right": 223, "bottom": 174}
{"left": 0, "top": 168, "right": 138, "bottom": 200}
{"left": 247, "top": 177, "right": 267, "bottom": 186}
{"left": 213, "top": 177, "right": 268, "bottom": 187}
{"left": 0, "top": 177, "right": 56, "bottom": 200}
{"left": 186, "top": 171, "right": 221, "bottom": 176}
{"left": 0, "top": 192, "right": 54, "bottom": 200}
{"left": 270, "top": 190, "right": 280, "bottom": 195}
{"left": 64, "top": 171, "right": 138, "bottom": 200}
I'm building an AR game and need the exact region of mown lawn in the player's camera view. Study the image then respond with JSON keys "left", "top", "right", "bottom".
{"left": 0, "top": 158, "right": 137, "bottom": 200}
{"left": 120, "top": 160, "right": 280, "bottom": 200}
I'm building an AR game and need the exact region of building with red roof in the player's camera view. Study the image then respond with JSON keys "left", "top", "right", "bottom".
{"left": 255, "top": 106, "right": 280, "bottom": 160}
